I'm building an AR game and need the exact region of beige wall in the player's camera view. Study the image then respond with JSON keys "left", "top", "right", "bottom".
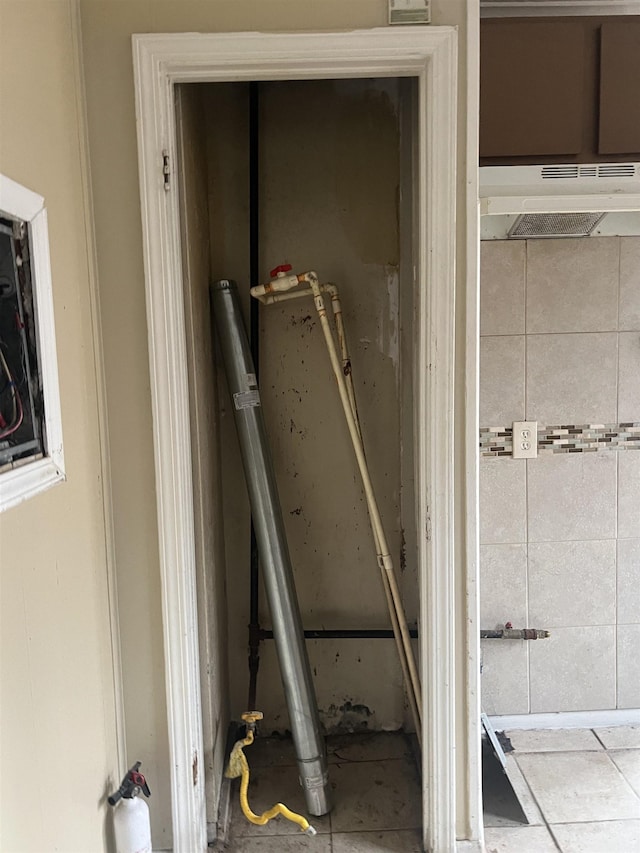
{"left": 0, "top": 3, "right": 121, "bottom": 851}
{"left": 79, "top": 0, "right": 477, "bottom": 846}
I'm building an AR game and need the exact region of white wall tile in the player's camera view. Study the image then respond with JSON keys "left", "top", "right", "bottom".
{"left": 526, "top": 332, "right": 618, "bottom": 425}
{"left": 526, "top": 237, "right": 619, "bottom": 334}
{"left": 620, "top": 236, "right": 640, "bottom": 332}
{"left": 481, "top": 641, "right": 529, "bottom": 715}
{"left": 618, "top": 539, "right": 640, "bottom": 625}
{"left": 618, "top": 624, "right": 640, "bottom": 709}
{"left": 618, "top": 332, "right": 640, "bottom": 423}
{"left": 528, "top": 540, "right": 616, "bottom": 627}
{"left": 479, "top": 236, "right": 640, "bottom": 716}
{"left": 480, "top": 544, "right": 527, "bottom": 626}
{"left": 480, "top": 459, "right": 527, "bottom": 544}
{"left": 618, "top": 451, "right": 640, "bottom": 539}
{"left": 480, "top": 240, "right": 526, "bottom": 336}
{"left": 480, "top": 336, "right": 525, "bottom": 426}
{"left": 529, "top": 626, "right": 615, "bottom": 712}
{"left": 527, "top": 453, "right": 617, "bottom": 543}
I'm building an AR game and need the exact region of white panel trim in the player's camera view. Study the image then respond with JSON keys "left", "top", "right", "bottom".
{"left": 0, "top": 181, "right": 65, "bottom": 513}
{"left": 482, "top": 194, "right": 640, "bottom": 215}
{"left": 132, "top": 27, "right": 461, "bottom": 853}
{"left": 480, "top": 163, "right": 640, "bottom": 216}
{"left": 133, "top": 36, "right": 206, "bottom": 853}
{"left": 481, "top": 1, "right": 640, "bottom": 16}
{"left": 416, "top": 27, "right": 458, "bottom": 853}
{"left": 0, "top": 174, "right": 44, "bottom": 221}
{"left": 463, "top": 0, "right": 484, "bottom": 849}
{"left": 490, "top": 709, "right": 640, "bottom": 730}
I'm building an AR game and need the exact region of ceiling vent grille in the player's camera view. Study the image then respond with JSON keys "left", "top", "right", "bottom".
{"left": 508, "top": 212, "right": 606, "bottom": 239}
{"left": 541, "top": 163, "right": 637, "bottom": 180}
{"left": 597, "top": 163, "right": 637, "bottom": 178}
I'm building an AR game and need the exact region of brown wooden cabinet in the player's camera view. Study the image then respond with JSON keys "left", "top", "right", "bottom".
{"left": 480, "top": 17, "right": 640, "bottom": 165}
{"left": 599, "top": 21, "right": 640, "bottom": 155}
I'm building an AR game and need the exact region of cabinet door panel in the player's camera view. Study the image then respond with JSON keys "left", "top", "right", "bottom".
{"left": 599, "top": 21, "right": 640, "bottom": 155}
{"left": 481, "top": 22, "right": 585, "bottom": 158}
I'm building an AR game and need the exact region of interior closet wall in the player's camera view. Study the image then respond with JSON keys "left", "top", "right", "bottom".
{"left": 199, "top": 78, "right": 419, "bottom": 735}
{"left": 176, "top": 85, "right": 230, "bottom": 838}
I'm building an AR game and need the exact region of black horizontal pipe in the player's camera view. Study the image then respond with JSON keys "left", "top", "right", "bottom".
{"left": 258, "top": 628, "right": 419, "bottom": 640}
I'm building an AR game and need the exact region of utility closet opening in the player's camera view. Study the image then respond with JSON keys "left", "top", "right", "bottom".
{"left": 176, "top": 76, "right": 422, "bottom": 843}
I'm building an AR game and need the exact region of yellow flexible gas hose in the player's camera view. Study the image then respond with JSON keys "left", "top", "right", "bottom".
{"left": 225, "top": 713, "right": 317, "bottom": 836}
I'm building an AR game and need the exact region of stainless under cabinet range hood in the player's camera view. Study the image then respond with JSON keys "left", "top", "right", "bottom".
{"left": 480, "top": 163, "right": 640, "bottom": 239}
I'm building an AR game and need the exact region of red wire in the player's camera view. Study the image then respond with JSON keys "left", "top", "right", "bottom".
{"left": 0, "top": 343, "right": 25, "bottom": 439}
{"left": 0, "top": 383, "right": 23, "bottom": 439}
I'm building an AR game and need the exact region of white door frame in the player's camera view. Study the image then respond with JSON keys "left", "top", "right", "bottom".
{"left": 133, "top": 27, "right": 467, "bottom": 852}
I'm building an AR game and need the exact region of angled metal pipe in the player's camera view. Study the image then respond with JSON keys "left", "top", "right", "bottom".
{"left": 210, "top": 279, "right": 330, "bottom": 817}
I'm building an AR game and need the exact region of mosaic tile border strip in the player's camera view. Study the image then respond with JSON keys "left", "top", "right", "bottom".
{"left": 480, "top": 423, "right": 640, "bottom": 457}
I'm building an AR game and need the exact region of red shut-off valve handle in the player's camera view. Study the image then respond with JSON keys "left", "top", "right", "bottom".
{"left": 269, "top": 263, "right": 292, "bottom": 278}
{"left": 251, "top": 264, "right": 310, "bottom": 300}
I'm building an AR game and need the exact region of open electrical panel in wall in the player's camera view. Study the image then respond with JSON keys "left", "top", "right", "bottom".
{"left": 0, "top": 213, "right": 44, "bottom": 470}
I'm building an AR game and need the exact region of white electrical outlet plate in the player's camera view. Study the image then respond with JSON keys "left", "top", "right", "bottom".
{"left": 389, "top": 0, "right": 431, "bottom": 25}
{"left": 513, "top": 421, "right": 538, "bottom": 459}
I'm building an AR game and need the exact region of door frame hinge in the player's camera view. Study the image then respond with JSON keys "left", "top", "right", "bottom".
{"left": 162, "top": 149, "right": 171, "bottom": 191}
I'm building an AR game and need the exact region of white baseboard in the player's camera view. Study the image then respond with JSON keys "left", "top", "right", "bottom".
{"left": 489, "top": 709, "right": 640, "bottom": 731}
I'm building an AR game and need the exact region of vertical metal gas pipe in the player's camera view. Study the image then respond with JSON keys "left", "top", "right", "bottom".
{"left": 247, "top": 81, "right": 261, "bottom": 712}
{"left": 210, "top": 279, "right": 330, "bottom": 817}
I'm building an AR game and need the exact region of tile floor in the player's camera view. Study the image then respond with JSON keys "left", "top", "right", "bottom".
{"left": 484, "top": 726, "right": 640, "bottom": 853}
{"left": 222, "top": 726, "right": 640, "bottom": 851}
{"left": 224, "top": 731, "right": 422, "bottom": 851}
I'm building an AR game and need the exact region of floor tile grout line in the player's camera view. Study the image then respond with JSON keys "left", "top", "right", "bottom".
{"left": 545, "top": 823, "right": 565, "bottom": 853}
{"left": 515, "top": 748, "right": 640, "bottom": 825}
{"left": 599, "top": 745, "right": 640, "bottom": 801}
{"left": 607, "top": 753, "right": 640, "bottom": 805}
{"left": 548, "top": 817, "right": 640, "bottom": 826}
{"left": 485, "top": 736, "right": 640, "bottom": 847}
{"left": 512, "top": 753, "right": 552, "bottom": 831}
{"left": 332, "top": 825, "right": 423, "bottom": 833}
{"left": 512, "top": 753, "right": 564, "bottom": 853}
{"left": 591, "top": 726, "right": 609, "bottom": 749}
{"left": 512, "top": 748, "right": 604, "bottom": 755}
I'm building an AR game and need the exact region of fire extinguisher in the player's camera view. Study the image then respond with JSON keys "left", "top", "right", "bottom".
{"left": 108, "top": 761, "right": 152, "bottom": 853}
